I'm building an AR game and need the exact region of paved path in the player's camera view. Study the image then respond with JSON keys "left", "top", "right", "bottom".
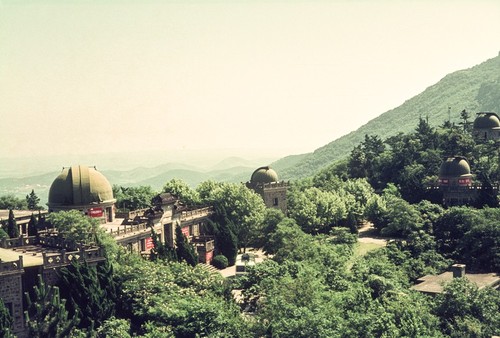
{"left": 358, "top": 222, "right": 389, "bottom": 246}
{"left": 218, "top": 248, "right": 267, "bottom": 278}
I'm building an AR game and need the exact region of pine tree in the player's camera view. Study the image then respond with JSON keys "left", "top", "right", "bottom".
{"left": 175, "top": 225, "right": 198, "bottom": 266}
{"left": 150, "top": 228, "right": 177, "bottom": 262}
{"left": 58, "top": 259, "right": 114, "bottom": 330}
{"left": 24, "top": 275, "right": 79, "bottom": 338}
{"left": 28, "top": 213, "right": 38, "bottom": 237}
{"left": 7, "top": 209, "right": 19, "bottom": 238}
{"left": 211, "top": 218, "right": 238, "bottom": 266}
{"left": 37, "top": 210, "right": 46, "bottom": 230}
{"left": 96, "top": 260, "right": 118, "bottom": 315}
{"left": 26, "top": 189, "right": 41, "bottom": 210}
{"left": 0, "top": 298, "right": 13, "bottom": 338}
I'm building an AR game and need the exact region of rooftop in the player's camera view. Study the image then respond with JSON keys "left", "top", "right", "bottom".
{"left": 0, "top": 246, "right": 47, "bottom": 268}
{"left": 0, "top": 209, "right": 48, "bottom": 225}
{"left": 411, "top": 271, "right": 500, "bottom": 295}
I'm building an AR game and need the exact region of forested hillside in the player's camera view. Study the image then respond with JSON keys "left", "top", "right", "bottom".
{"left": 275, "top": 53, "right": 500, "bottom": 179}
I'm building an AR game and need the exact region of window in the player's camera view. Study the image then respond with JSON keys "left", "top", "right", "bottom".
{"left": 5, "top": 302, "right": 13, "bottom": 317}
{"left": 273, "top": 198, "right": 279, "bottom": 206}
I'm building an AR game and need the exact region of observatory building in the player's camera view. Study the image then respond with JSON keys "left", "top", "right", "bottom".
{"left": 437, "top": 156, "right": 478, "bottom": 206}
{"left": 246, "top": 166, "right": 288, "bottom": 214}
{"left": 472, "top": 112, "right": 500, "bottom": 141}
{"left": 47, "top": 165, "right": 116, "bottom": 223}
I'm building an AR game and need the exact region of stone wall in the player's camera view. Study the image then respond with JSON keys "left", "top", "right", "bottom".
{"left": 0, "top": 260, "right": 25, "bottom": 335}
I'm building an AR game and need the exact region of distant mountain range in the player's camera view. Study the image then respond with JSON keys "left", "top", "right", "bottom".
{"left": 273, "top": 52, "right": 500, "bottom": 179}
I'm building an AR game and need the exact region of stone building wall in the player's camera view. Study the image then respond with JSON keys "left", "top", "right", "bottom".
{"left": 0, "top": 265, "right": 25, "bottom": 335}
{"left": 252, "top": 182, "right": 288, "bottom": 214}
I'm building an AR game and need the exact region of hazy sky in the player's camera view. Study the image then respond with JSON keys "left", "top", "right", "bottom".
{"left": 1, "top": 0, "right": 500, "bottom": 160}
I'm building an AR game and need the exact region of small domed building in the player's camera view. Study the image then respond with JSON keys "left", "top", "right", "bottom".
{"left": 437, "top": 156, "right": 477, "bottom": 205}
{"left": 246, "top": 166, "right": 288, "bottom": 214}
{"left": 47, "top": 165, "right": 116, "bottom": 223}
{"left": 472, "top": 112, "right": 500, "bottom": 141}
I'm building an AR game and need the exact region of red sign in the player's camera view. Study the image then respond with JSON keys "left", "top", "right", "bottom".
{"left": 458, "top": 178, "right": 471, "bottom": 185}
{"left": 181, "top": 226, "right": 189, "bottom": 237}
{"left": 205, "top": 251, "right": 213, "bottom": 263}
{"left": 145, "top": 237, "right": 154, "bottom": 250}
{"left": 88, "top": 208, "right": 103, "bottom": 218}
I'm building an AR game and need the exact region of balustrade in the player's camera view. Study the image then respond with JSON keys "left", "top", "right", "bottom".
{"left": 0, "top": 256, "right": 23, "bottom": 275}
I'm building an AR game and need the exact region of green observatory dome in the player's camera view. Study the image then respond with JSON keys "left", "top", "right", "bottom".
{"left": 48, "top": 165, "right": 116, "bottom": 208}
{"left": 473, "top": 112, "right": 500, "bottom": 129}
{"left": 439, "top": 157, "right": 472, "bottom": 178}
{"left": 250, "top": 166, "right": 279, "bottom": 184}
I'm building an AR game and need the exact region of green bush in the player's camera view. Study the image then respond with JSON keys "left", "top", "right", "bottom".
{"left": 211, "top": 255, "right": 229, "bottom": 269}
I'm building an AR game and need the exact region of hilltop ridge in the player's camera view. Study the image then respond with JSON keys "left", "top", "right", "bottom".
{"left": 274, "top": 53, "right": 500, "bottom": 179}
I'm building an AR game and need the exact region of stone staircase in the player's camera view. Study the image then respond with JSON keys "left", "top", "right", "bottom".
{"left": 198, "top": 263, "right": 219, "bottom": 274}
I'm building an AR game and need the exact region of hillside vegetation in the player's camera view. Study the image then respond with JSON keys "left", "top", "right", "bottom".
{"left": 275, "top": 53, "right": 500, "bottom": 179}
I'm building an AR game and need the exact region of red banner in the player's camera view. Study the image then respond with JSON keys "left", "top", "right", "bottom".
{"left": 205, "top": 251, "right": 213, "bottom": 263}
{"left": 88, "top": 208, "right": 103, "bottom": 218}
{"left": 145, "top": 237, "right": 154, "bottom": 250}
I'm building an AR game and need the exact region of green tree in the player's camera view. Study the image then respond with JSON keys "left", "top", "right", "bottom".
{"left": 207, "top": 215, "right": 238, "bottom": 266}
{"left": 205, "top": 182, "right": 265, "bottom": 251}
{"left": 434, "top": 278, "right": 500, "bottom": 337}
{"left": 26, "top": 189, "right": 41, "bottom": 210}
{"left": 28, "top": 213, "right": 38, "bottom": 237}
{"left": 196, "top": 180, "right": 222, "bottom": 201}
{"left": 288, "top": 187, "right": 346, "bottom": 234}
{"left": 113, "top": 185, "right": 156, "bottom": 211}
{"left": 58, "top": 259, "right": 115, "bottom": 330}
{"left": 459, "top": 220, "right": 500, "bottom": 272}
{"left": 433, "top": 206, "right": 477, "bottom": 260}
{"left": 175, "top": 225, "right": 198, "bottom": 266}
{"left": 348, "top": 134, "right": 385, "bottom": 187}
{"left": 7, "top": 209, "right": 19, "bottom": 238}
{"left": 0, "top": 227, "right": 7, "bottom": 240}
{"left": 47, "top": 210, "right": 102, "bottom": 246}
{"left": 97, "top": 317, "right": 131, "bottom": 338}
{"left": 163, "top": 178, "right": 200, "bottom": 205}
{"left": 459, "top": 109, "right": 471, "bottom": 132}
{"left": 0, "top": 298, "right": 13, "bottom": 338}
{"left": 117, "top": 259, "right": 247, "bottom": 337}
{"left": 380, "top": 195, "right": 423, "bottom": 237}
{"left": 260, "top": 208, "right": 286, "bottom": 254}
{"left": 439, "top": 127, "right": 475, "bottom": 160}
{"left": 24, "top": 275, "right": 79, "bottom": 338}
{"left": 0, "top": 194, "right": 28, "bottom": 210}
{"left": 149, "top": 228, "right": 177, "bottom": 262}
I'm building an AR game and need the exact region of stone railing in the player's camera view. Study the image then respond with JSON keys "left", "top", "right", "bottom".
{"left": 426, "top": 184, "right": 500, "bottom": 194}
{"left": 107, "top": 222, "right": 150, "bottom": 237}
{"left": 115, "top": 208, "right": 150, "bottom": 220}
{"left": 179, "top": 207, "right": 213, "bottom": 222}
{"left": 37, "top": 235, "right": 84, "bottom": 251}
{"left": 42, "top": 247, "right": 104, "bottom": 269}
{"left": 0, "top": 236, "right": 38, "bottom": 249}
{"left": 255, "top": 181, "right": 289, "bottom": 189}
{"left": 0, "top": 256, "right": 23, "bottom": 275}
{"left": 192, "top": 235, "right": 215, "bottom": 252}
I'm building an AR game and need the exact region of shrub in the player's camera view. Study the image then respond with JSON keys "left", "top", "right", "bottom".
{"left": 212, "top": 255, "right": 229, "bottom": 269}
